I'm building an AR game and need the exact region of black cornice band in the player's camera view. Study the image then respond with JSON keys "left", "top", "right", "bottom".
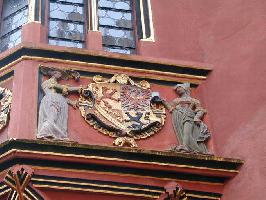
{"left": 0, "top": 157, "right": 227, "bottom": 184}
{"left": 0, "top": 139, "right": 243, "bottom": 171}
{"left": 31, "top": 175, "right": 222, "bottom": 199}
{"left": 0, "top": 47, "right": 211, "bottom": 78}
{"left": 0, "top": 139, "right": 243, "bottom": 185}
{"left": 0, "top": 70, "right": 13, "bottom": 83}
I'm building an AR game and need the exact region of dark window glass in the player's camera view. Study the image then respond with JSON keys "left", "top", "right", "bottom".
{"left": 0, "top": 0, "right": 29, "bottom": 52}
{"left": 98, "top": 0, "right": 136, "bottom": 54}
{"left": 48, "top": 0, "right": 85, "bottom": 48}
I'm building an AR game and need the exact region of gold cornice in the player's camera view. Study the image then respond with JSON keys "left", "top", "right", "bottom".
{"left": 14, "top": 44, "right": 212, "bottom": 71}
{"left": 0, "top": 149, "right": 239, "bottom": 174}
{"left": 0, "top": 55, "right": 207, "bottom": 85}
{"left": 31, "top": 178, "right": 162, "bottom": 193}
{"left": 0, "top": 188, "right": 11, "bottom": 196}
{"left": 33, "top": 184, "right": 160, "bottom": 199}
{"left": 29, "top": 56, "right": 206, "bottom": 82}
{"left": 186, "top": 194, "right": 220, "bottom": 200}
{"left": 0, "top": 58, "right": 22, "bottom": 74}
{"left": 32, "top": 178, "right": 222, "bottom": 199}
{"left": 0, "top": 76, "right": 13, "bottom": 85}
{"left": 0, "top": 185, "right": 7, "bottom": 190}
{"left": 0, "top": 139, "right": 243, "bottom": 164}
{"left": 31, "top": 166, "right": 223, "bottom": 186}
{"left": 32, "top": 177, "right": 222, "bottom": 200}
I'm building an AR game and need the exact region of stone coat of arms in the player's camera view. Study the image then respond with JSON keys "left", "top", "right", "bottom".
{"left": 78, "top": 74, "right": 166, "bottom": 147}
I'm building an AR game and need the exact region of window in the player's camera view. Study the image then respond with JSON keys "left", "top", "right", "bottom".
{"left": 48, "top": 0, "right": 86, "bottom": 48}
{"left": 0, "top": 0, "right": 154, "bottom": 54}
{"left": 0, "top": 0, "right": 29, "bottom": 52}
{"left": 98, "top": 0, "right": 136, "bottom": 54}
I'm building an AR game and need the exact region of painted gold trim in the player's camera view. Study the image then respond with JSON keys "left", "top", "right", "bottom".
{"left": 0, "top": 188, "right": 11, "bottom": 196}
{"left": 0, "top": 55, "right": 206, "bottom": 84}
{"left": 31, "top": 166, "right": 223, "bottom": 186}
{"left": 0, "top": 76, "right": 14, "bottom": 85}
{"left": 0, "top": 185, "right": 8, "bottom": 190}
{"left": 0, "top": 44, "right": 212, "bottom": 71}
{"left": 25, "top": 188, "right": 39, "bottom": 200}
{"left": 33, "top": 184, "right": 160, "bottom": 198}
{"left": 0, "top": 139, "right": 244, "bottom": 163}
{"left": 31, "top": 178, "right": 162, "bottom": 193}
{"left": 0, "top": 58, "right": 21, "bottom": 75}
{"left": 1, "top": 149, "right": 239, "bottom": 174}
{"left": 24, "top": 55, "right": 206, "bottom": 82}
{"left": 186, "top": 193, "right": 220, "bottom": 200}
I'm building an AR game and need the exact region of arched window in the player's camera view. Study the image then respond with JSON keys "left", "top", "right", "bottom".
{"left": 0, "top": 0, "right": 29, "bottom": 52}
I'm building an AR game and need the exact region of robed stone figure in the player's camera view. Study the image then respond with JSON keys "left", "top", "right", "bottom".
{"left": 37, "top": 66, "right": 81, "bottom": 140}
{"left": 162, "top": 83, "right": 211, "bottom": 154}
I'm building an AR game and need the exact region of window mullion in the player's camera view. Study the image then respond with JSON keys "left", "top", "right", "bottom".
{"left": 28, "top": 0, "right": 36, "bottom": 22}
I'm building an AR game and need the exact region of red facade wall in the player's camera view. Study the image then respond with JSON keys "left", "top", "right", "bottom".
{"left": 41, "top": 190, "right": 151, "bottom": 200}
{"left": 0, "top": 0, "right": 264, "bottom": 199}
{"left": 140, "top": 0, "right": 266, "bottom": 199}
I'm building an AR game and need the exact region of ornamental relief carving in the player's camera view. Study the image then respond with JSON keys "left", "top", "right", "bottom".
{"left": 37, "top": 66, "right": 211, "bottom": 154}
{"left": 0, "top": 86, "right": 12, "bottom": 131}
{"left": 78, "top": 74, "right": 166, "bottom": 147}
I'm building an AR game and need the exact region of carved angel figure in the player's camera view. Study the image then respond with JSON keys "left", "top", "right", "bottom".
{"left": 162, "top": 83, "right": 211, "bottom": 154}
{"left": 37, "top": 66, "right": 81, "bottom": 140}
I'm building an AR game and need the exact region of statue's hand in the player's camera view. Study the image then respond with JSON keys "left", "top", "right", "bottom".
{"left": 194, "top": 118, "right": 201, "bottom": 125}
{"left": 77, "top": 86, "right": 83, "bottom": 94}
{"left": 68, "top": 100, "right": 79, "bottom": 109}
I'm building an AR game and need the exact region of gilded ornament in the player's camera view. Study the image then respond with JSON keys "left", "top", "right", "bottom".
{"left": 79, "top": 74, "right": 166, "bottom": 147}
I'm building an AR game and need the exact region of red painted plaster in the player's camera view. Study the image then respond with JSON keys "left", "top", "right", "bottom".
{"left": 156, "top": 1, "right": 266, "bottom": 199}
{"left": 86, "top": 31, "right": 103, "bottom": 51}
{"left": 8, "top": 60, "right": 39, "bottom": 139}
{"left": 40, "top": 190, "right": 151, "bottom": 200}
{"left": 22, "top": 22, "right": 48, "bottom": 44}
{"left": 0, "top": 0, "right": 264, "bottom": 199}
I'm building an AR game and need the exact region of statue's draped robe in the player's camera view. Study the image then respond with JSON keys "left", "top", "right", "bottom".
{"left": 37, "top": 78, "right": 68, "bottom": 139}
{"left": 171, "top": 97, "right": 210, "bottom": 153}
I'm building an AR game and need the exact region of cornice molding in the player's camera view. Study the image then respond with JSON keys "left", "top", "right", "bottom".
{"left": 0, "top": 44, "right": 212, "bottom": 86}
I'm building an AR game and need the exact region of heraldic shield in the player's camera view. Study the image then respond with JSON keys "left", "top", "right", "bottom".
{"left": 78, "top": 74, "right": 166, "bottom": 147}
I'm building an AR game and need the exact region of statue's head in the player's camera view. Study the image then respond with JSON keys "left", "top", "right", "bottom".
{"left": 174, "top": 83, "right": 190, "bottom": 96}
{"left": 51, "top": 71, "right": 62, "bottom": 79}
{"left": 40, "top": 66, "right": 80, "bottom": 81}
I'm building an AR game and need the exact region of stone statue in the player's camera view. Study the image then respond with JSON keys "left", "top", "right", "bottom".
{"left": 162, "top": 83, "right": 211, "bottom": 154}
{"left": 37, "top": 66, "right": 81, "bottom": 140}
